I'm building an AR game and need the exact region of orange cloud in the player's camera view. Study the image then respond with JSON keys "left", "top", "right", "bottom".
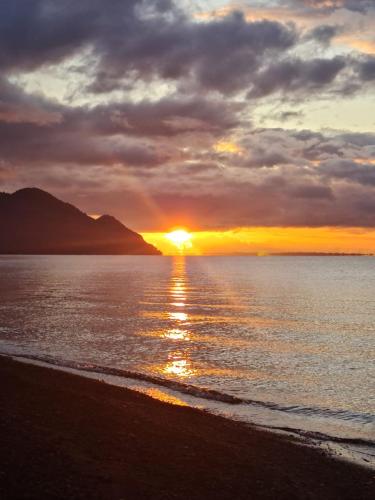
{"left": 213, "top": 140, "right": 244, "bottom": 155}
{"left": 195, "top": 5, "right": 302, "bottom": 24}
{"left": 354, "top": 158, "right": 375, "bottom": 165}
{"left": 337, "top": 36, "right": 375, "bottom": 54}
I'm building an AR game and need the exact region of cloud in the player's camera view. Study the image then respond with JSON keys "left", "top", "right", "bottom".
{"left": 87, "top": 97, "right": 239, "bottom": 137}
{"left": 0, "top": 0, "right": 372, "bottom": 99}
{"left": 306, "top": 24, "right": 340, "bottom": 45}
{"left": 0, "top": 77, "right": 62, "bottom": 125}
{"left": 4, "top": 125, "right": 375, "bottom": 230}
{"left": 287, "top": 183, "right": 335, "bottom": 199}
{"left": 89, "top": 10, "right": 298, "bottom": 95}
{"left": 302, "top": 1, "right": 375, "bottom": 13}
{"left": 243, "top": 151, "right": 291, "bottom": 168}
{"left": 0, "top": 81, "right": 239, "bottom": 168}
{"left": 321, "top": 159, "right": 375, "bottom": 186}
{"left": 0, "top": 0, "right": 373, "bottom": 231}
{"left": 0, "top": 0, "right": 101, "bottom": 72}
{"left": 356, "top": 56, "right": 375, "bottom": 81}
{"left": 248, "top": 56, "right": 347, "bottom": 98}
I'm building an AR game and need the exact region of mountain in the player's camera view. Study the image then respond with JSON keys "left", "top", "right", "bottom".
{"left": 0, "top": 188, "right": 161, "bottom": 255}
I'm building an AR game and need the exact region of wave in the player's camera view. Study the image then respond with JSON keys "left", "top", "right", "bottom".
{"left": 1, "top": 349, "right": 374, "bottom": 449}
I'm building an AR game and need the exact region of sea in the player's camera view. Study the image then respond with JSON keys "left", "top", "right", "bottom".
{"left": 1, "top": 255, "right": 374, "bottom": 465}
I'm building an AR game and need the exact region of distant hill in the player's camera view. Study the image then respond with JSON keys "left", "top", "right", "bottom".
{"left": 0, "top": 188, "right": 161, "bottom": 255}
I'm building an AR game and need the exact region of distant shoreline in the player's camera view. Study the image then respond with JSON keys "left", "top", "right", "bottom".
{"left": 218, "top": 253, "right": 373, "bottom": 257}
{"left": 1, "top": 356, "right": 374, "bottom": 499}
{"left": 0, "top": 252, "right": 373, "bottom": 256}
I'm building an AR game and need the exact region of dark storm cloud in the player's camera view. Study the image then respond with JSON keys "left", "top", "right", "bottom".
{"left": 0, "top": 0, "right": 372, "bottom": 99}
{"left": 181, "top": 162, "right": 219, "bottom": 174}
{"left": 249, "top": 127, "right": 375, "bottom": 163}
{"left": 6, "top": 125, "right": 375, "bottom": 230}
{"left": 356, "top": 57, "right": 375, "bottom": 81}
{"left": 0, "top": 78, "right": 239, "bottom": 167}
{"left": 287, "top": 183, "right": 334, "bottom": 200}
{"left": 302, "top": 141, "right": 344, "bottom": 161}
{"left": 141, "top": 127, "right": 374, "bottom": 229}
{"left": 274, "top": 110, "right": 304, "bottom": 122}
{"left": 89, "top": 10, "right": 298, "bottom": 95}
{"left": 248, "top": 56, "right": 346, "bottom": 98}
{"left": 0, "top": 1, "right": 297, "bottom": 94}
{"left": 0, "top": 0, "right": 374, "bottom": 230}
{"left": 0, "top": 119, "right": 168, "bottom": 168}
{"left": 321, "top": 159, "right": 375, "bottom": 186}
{"left": 0, "top": 0, "right": 101, "bottom": 71}
{"left": 244, "top": 151, "right": 290, "bottom": 168}
{"left": 339, "top": 132, "right": 375, "bottom": 147}
{"left": 148, "top": 178, "right": 374, "bottom": 230}
{"left": 306, "top": 25, "right": 340, "bottom": 45}
{"left": 86, "top": 98, "right": 239, "bottom": 137}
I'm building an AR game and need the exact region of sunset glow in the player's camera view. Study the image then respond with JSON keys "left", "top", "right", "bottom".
{"left": 213, "top": 140, "right": 243, "bottom": 155}
{"left": 1, "top": 1, "right": 373, "bottom": 248}
{"left": 143, "top": 227, "right": 375, "bottom": 256}
{"left": 165, "top": 230, "right": 192, "bottom": 252}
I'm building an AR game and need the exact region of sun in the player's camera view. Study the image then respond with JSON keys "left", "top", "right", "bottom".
{"left": 165, "top": 229, "right": 192, "bottom": 251}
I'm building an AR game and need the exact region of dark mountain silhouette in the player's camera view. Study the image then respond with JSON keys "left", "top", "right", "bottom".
{"left": 0, "top": 188, "right": 161, "bottom": 255}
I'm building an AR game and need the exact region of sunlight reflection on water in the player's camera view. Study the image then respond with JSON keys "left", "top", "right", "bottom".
{"left": 162, "top": 356, "right": 195, "bottom": 378}
{"left": 0, "top": 254, "right": 374, "bottom": 428}
{"left": 160, "top": 256, "right": 193, "bottom": 378}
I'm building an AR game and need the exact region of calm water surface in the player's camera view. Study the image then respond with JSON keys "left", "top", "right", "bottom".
{"left": 0, "top": 255, "right": 374, "bottom": 442}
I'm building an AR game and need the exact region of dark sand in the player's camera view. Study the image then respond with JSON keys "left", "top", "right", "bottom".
{"left": 0, "top": 356, "right": 374, "bottom": 499}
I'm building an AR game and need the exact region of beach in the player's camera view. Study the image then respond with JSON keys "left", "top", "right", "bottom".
{"left": 1, "top": 356, "right": 374, "bottom": 500}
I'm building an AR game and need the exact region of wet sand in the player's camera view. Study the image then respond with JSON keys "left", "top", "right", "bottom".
{"left": 0, "top": 356, "right": 374, "bottom": 499}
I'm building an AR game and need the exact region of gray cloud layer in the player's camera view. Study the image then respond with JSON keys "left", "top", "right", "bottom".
{"left": 0, "top": 0, "right": 374, "bottom": 229}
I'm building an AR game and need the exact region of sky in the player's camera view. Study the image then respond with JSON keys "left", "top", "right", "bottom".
{"left": 0, "top": 0, "right": 374, "bottom": 253}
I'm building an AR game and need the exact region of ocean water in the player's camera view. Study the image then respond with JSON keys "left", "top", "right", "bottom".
{"left": 0, "top": 255, "right": 374, "bottom": 455}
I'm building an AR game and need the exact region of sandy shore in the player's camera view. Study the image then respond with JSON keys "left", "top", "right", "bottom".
{"left": 0, "top": 356, "right": 374, "bottom": 499}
